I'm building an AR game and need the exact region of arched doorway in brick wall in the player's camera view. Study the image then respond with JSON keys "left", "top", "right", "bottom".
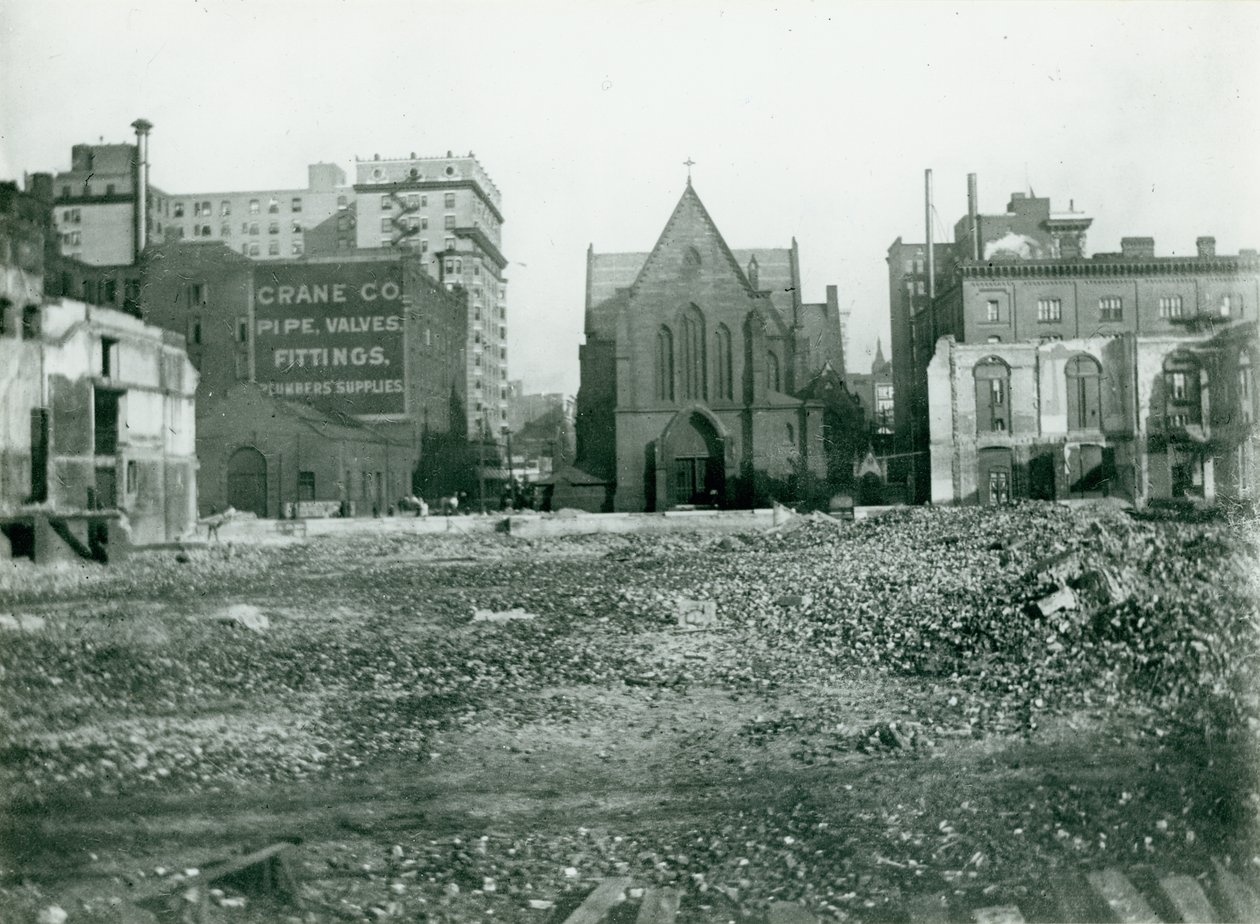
{"left": 227, "top": 446, "right": 268, "bottom": 518}
{"left": 661, "top": 409, "right": 726, "bottom": 507}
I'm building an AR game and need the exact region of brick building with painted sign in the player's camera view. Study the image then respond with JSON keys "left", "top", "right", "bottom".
{"left": 129, "top": 242, "right": 467, "bottom": 515}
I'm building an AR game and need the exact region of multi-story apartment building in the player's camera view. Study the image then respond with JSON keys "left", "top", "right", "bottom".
{"left": 893, "top": 173, "right": 1259, "bottom": 505}
{"left": 159, "top": 163, "right": 349, "bottom": 260}
{"left": 351, "top": 152, "right": 508, "bottom": 436}
{"left": 49, "top": 121, "right": 165, "bottom": 267}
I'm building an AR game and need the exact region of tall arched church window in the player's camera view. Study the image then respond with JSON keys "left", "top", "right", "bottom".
{"left": 1066, "top": 354, "right": 1102, "bottom": 430}
{"left": 679, "top": 306, "right": 706, "bottom": 400}
{"left": 766, "top": 351, "right": 781, "bottom": 393}
{"left": 656, "top": 326, "right": 675, "bottom": 402}
{"left": 714, "top": 324, "right": 733, "bottom": 401}
{"left": 974, "top": 357, "right": 1011, "bottom": 434}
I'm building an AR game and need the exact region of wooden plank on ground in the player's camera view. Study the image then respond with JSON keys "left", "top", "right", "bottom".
{"left": 972, "top": 905, "right": 1025, "bottom": 924}
{"left": 766, "top": 900, "right": 817, "bottom": 924}
{"left": 206, "top": 842, "right": 298, "bottom": 901}
{"left": 906, "top": 893, "right": 951, "bottom": 924}
{"left": 1086, "top": 869, "right": 1160, "bottom": 923}
{"left": 1157, "top": 875, "right": 1215, "bottom": 924}
{"left": 1047, "top": 870, "right": 1104, "bottom": 923}
{"left": 635, "top": 888, "right": 680, "bottom": 924}
{"left": 1212, "top": 859, "right": 1260, "bottom": 923}
{"left": 562, "top": 877, "right": 632, "bottom": 924}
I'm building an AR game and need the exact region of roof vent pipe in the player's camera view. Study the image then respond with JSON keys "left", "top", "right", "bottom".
{"left": 131, "top": 118, "right": 152, "bottom": 259}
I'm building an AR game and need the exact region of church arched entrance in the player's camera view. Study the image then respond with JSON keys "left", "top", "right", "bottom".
{"left": 664, "top": 411, "right": 725, "bottom": 506}
{"left": 859, "top": 471, "right": 884, "bottom": 506}
{"left": 227, "top": 446, "right": 268, "bottom": 518}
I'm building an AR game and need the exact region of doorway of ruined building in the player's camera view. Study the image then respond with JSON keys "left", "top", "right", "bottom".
{"left": 227, "top": 446, "right": 268, "bottom": 518}
{"left": 1067, "top": 444, "right": 1114, "bottom": 499}
{"left": 978, "top": 447, "right": 1014, "bottom": 505}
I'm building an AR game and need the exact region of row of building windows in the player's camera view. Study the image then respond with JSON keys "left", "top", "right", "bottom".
{"left": 238, "top": 241, "right": 303, "bottom": 257}
{"left": 176, "top": 197, "right": 305, "bottom": 219}
{"left": 982, "top": 293, "right": 1244, "bottom": 324}
{"left": 188, "top": 220, "right": 306, "bottom": 239}
{"left": 972, "top": 352, "right": 1254, "bottom": 435}
{"left": 381, "top": 192, "right": 457, "bottom": 211}
{"left": 60, "top": 183, "right": 117, "bottom": 198}
{"left": 654, "top": 319, "right": 771, "bottom": 403}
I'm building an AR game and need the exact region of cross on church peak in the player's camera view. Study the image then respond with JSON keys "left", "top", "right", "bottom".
{"left": 683, "top": 157, "right": 696, "bottom": 184}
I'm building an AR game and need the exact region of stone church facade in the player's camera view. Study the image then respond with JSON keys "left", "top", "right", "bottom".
{"left": 567, "top": 182, "right": 854, "bottom": 512}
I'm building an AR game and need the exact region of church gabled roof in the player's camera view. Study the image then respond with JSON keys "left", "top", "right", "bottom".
{"left": 872, "top": 337, "right": 890, "bottom": 374}
{"left": 628, "top": 182, "right": 762, "bottom": 298}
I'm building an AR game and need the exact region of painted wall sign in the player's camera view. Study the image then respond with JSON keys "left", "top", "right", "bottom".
{"left": 254, "top": 263, "right": 405, "bottom": 416}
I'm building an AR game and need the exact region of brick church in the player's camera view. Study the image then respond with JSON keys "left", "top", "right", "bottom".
{"left": 561, "top": 181, "right": 859, "bottom": 512}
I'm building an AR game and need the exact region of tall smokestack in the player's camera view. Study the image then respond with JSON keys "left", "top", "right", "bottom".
{"left": 925, "top": 169, "right": 935, "bottom": 300}
{"left": 967, "top": 173, "right": 979, "bottom": 261}
{"left": 131, "top": 118, "right": 153, "bottom": 260}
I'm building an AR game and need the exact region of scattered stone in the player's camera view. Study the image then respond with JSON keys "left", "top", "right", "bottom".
{"left": 676, "top": 598, "right": 717, "bottom": 630}
{"left": 472, "top": 608, "right": 537, "bottom": 623}
{"left": 216, "top": 604, "right": 270, "bottom": 632}
{"left": 37, "top": 907, "right": 68, "bottom": 924}
{"left": 0, "top": 613, "right": 47, "bottom": 632}
{"left": 775, "top": 594, "right": 813, "bottom": 608}
{"left": 1034, "top": 585, "right": 1077, "bottom": 617}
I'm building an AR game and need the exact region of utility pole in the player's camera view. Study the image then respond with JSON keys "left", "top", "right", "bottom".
{"left": 478, "top": 415, "right": 487, "bottom": 514}
{"left": 504, "top": 426, "right": 514, "bottom": 499}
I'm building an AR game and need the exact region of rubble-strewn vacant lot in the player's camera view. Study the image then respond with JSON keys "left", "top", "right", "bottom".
{"left": 1, "top": 505, "right": 1257, "bottom": 922}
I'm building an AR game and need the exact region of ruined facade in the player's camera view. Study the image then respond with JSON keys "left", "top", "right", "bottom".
{"left": 570, "top": 182, "right": 854, "bottom": 512}
{"left": 928, "top": 322, "right": 1258, "bottom": 505}
{"left": 0, "top": 299, "right": 198, "bottom": 559}
{"left": 2, "top": 179, "right": 198, "bottom": 561}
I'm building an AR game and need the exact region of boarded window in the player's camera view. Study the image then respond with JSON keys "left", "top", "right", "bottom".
{"left": 93, "top": 388, "right": 121, "bottom": 455}
{"left": 1065, "top": 354, "right": 1102, "bottom": 430}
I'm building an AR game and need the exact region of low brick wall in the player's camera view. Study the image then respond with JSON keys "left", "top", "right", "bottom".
{"left": 208, "top": 508, "right": 782, "bottom": 543}
{"left": 504, "top": 509, "right": 777, "bottom": 539}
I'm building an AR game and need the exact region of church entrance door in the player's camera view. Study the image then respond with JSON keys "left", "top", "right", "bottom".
{"left": 672, "top": 456, "right": 723, "bottom": 505}
{"left": 665, "top": 412, "right": 724, "bottom": 507}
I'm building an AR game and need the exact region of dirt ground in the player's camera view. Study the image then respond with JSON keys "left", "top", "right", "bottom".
{"left": 1, "top": 507, "right": 1257, "bottom": 923}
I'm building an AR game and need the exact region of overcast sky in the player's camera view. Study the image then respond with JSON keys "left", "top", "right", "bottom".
{"left": 3, "top": 0, "right": 1259, "bottom": 395}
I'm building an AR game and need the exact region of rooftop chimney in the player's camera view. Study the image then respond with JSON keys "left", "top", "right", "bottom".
{"left": 1120, "top": 237, "right": 1155, "bottom": 259}
{"left": 1195, "top": 236, "right": 1216, "bottom": 258}
{"left": 966, "top": 173, "right": 979, "bottom": 260}
{"left": 131, "top": 118, "right": 153, "bottom": 260}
